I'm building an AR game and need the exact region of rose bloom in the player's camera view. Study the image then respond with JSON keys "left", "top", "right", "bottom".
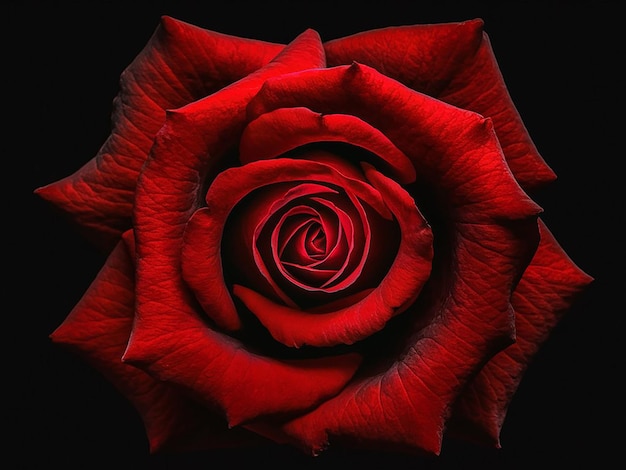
{"left": 36, "top": 17, "right": 592, "bottom": 457}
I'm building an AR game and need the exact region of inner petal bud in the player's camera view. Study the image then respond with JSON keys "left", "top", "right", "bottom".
{"left": 272, "top": 200, "right": 352, "bottom": 290}
{"left": 222, "top": 176, "right": 398, "bottom": 311}
{"left": 259, "top": 188, "right": 363, "bottom": 296}
{"left": 307, "top": 224, "right": 326, "bottom": 257}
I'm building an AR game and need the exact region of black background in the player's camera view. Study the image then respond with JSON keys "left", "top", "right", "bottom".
{"left": 10, "top": 1, "right": 622, "bottom": 469}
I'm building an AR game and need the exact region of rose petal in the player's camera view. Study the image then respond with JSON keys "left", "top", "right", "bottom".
{"left": 447, "top": 219, "right": 594, "bottom": 446}
{"left": 324, "top": 19, "right": 556, "bottom": 189}
{"left": 270, "top": 200, "right": 356, "bottom": 290}
{"left": 276, "top": 206, "right": 339, "bottom": 267}
{"left": 50, "top": 234, "right": 259, "bottom": 453}
{"left": 254, "top": 186, "right": 355, "bottom": 296}
{"left": 35, "top": 17, "right": 283, "bottom": 250}
{"left": 240, "top": 106, "right": 416, "bottom": 184}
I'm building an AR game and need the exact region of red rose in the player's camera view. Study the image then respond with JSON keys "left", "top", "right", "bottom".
{"left": 36, "top": 17, "right": 592, "bottom": 456}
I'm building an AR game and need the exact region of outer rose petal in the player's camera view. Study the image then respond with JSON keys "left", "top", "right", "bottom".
{"left": 50, "top": 233, "right": 261, "bottom": 453}
{"left": 324, "top": 19, "right": 556, "bottom": 190}
{"left": 126, "top": 31, "right": 363, "bottom": 427}
{"left": 447, "top": 219, "right": 594, "bottom": 446}
{"left": 243, "top": 64, "right": 542, "bottom": 455}
{"left": 35, "top": 16, "right": 283, "bottom": 251}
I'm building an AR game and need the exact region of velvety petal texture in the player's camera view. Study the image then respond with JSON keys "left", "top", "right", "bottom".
{"left": 39, "top": 17, "right": 591, "bottom": 460}
{"left": 324, "top": 20, "right": 556, "bottom": 190}
{"left": 50, "top": 232, "right": 261, "bottom": 452}
{"left": 446, "top": 220, "right": 594, "bottom": 446}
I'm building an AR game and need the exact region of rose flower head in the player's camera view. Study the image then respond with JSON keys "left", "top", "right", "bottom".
{"left": 36, "top": 17, "right": 592, "bottom": 457}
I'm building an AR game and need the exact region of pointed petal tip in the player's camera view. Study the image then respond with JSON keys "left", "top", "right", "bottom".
{"left": 159, "top": 14, "right": 175, "bottom": 26}
{"left": 34, "top": 179, "right": 82, "bottom": 219}
{"left": 158, "top": 15, "right": 191, "bottom": 35}
{"left": 465, "top": 17, "right": 485, "bottom": 31}
{"left": 544, "top": 165, "right": 558, "bottom": 183}
{"left": 48, "top": 322, "right": 81, "bottom": 350}
{"left": 285, "top": 28, "right": 325, "bottom": 63}
{"left": 576, "top": 268, "right": 595, "bottom": 289}
{"left": 299, "top": 27, "right": 322, "bottom": 41}
{"left": 49, "top": 322, "right": 69, "bottom": 345}
{"left": 34, "top": 181, "right": 60, "bottom": 203}
{"left": 159, "top": 14, "right": 177, "bottom": 25}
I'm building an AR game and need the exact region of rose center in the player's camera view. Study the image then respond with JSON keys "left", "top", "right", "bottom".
{"left": 273, "top": 201, "right": 349, "bottom": 290}
{"left": 221, "top": 179, "right": 400, "bottom": 311}
{"left": 280, "top": 217, "right": 327, "bottom": 261}
{"left": 309, "top": 226, "right": 326, "bottom": 255}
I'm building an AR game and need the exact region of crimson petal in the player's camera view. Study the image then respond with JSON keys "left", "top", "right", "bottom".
{"left": 270, "top": 200, "right": 357, "bottom": 290}
{"left": 447, "top": 219, "right": 594, "bottom": 446}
